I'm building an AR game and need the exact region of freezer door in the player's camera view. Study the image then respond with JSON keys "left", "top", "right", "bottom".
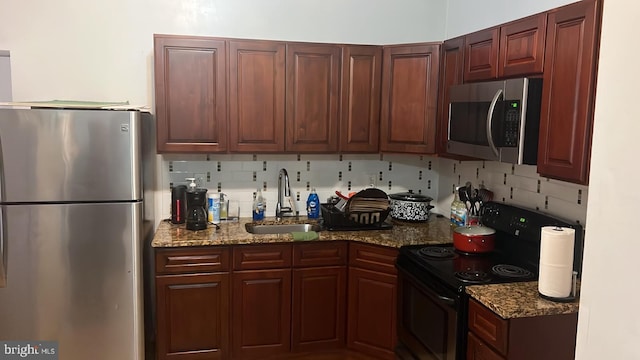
{"left": 0, "top": 108, "right": 143, "bottom": 202}
{"left": 0, "top": 202, "right": 144, "bottom": 360}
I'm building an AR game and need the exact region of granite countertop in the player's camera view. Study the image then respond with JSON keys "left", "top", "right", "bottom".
{"left": 466, "top": 281, "right": 580, "bottom": 319}
{"left": 151, "top": 214, "right": 454, "bottom": 248}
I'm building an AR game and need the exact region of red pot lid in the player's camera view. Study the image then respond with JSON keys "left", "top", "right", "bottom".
{"left": 454, "top": 225, "right": 495, "bottom": 236}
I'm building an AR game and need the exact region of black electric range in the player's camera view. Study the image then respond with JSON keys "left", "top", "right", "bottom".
{"left": 395, "top": 201, "right": 584, "bottom": 360}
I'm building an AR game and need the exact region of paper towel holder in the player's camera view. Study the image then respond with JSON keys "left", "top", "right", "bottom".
{"left": 539, "top": 270, "right": 579, "bottom": 303}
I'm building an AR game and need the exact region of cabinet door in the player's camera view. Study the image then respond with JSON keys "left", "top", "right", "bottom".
{"left": 340, "top": 45, "right": 382, "bottom": 153}
{"left": 347, "top": 267, "right": 397, "bottom": 360}
{"left": 286, "top": 43, "right": 341, "bottom": 152}
{"left": 498, "top": 14, "right": 547, "bottom": 78}
{"left": 467, "top": 332, "right": 505, "bottom": 360}
{"left": 464, "top": 28, "right": 499, "bottom": 82}
{"left": 156, "top": 273, "right": 230, "bottom": 360}
{"left": 292, "top": 266, "right": 347, "bottom": 352}
{"left": 154, "top": 35, "right": 227, "bottom": 153}
{"left": 436, "top": 37, "right": 467, "bottom": 157}
{"left": 229, "top": 40, "right": 286, "bottom": 152}
{"left": 380, "top": 43, "right": 440, "bottom": 154}
{"left": 537, "top": 0, "right": 601, "bottom": 184}
{"left": 231, "top": 269, "right": 292, "bottom": 359}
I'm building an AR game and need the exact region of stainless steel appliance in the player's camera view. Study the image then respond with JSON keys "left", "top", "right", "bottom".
{"left": 395, "top": 202, "right": 583, "bottom": 360}
{"left": 0, "top": 108, "right": 155, "bottom": 360}
{"left": 447, "top": 77, "right": 542, "bottom": 164}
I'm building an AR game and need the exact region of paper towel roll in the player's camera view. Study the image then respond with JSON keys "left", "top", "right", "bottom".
{"left": 538, "top": 226, "right": 575, "bottom": 299}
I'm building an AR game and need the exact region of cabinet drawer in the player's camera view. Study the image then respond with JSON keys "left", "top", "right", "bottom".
{"left": 155, "top": 247, "right": 230, "bottom": 274}
{"left": 293, "top": 241, "right": 348, "bottom": 268}
{"left": 467, "top": 332, "right": 505, "bottom": 360}
{"left": 348, "top": 242, "right": 398, "bottom": 274}
{"left": 233, "top": 243, "right": 293, "bottom": 270}
{"left": 468, "top": 299, "right": 508, "bottom": 356}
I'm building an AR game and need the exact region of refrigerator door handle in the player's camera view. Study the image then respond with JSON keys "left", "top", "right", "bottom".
{"left": 0, "top": 130, "right": 5, "bottom": 287}
{"left": 0, "top": 207, "right": 5, "bottom": 288}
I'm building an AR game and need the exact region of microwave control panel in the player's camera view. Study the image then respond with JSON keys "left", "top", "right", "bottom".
{"left": 501, "top": 101, "right": 521, "bottom": 147}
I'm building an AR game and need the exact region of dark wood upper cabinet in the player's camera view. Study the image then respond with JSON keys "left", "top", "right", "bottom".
{"left": 286, "top": 43, "right": 341, "bottom": 152}
{"left": 537, "top": 0, "right": 601, "bottom": 184}
{"left": 380, "top": 43, "right": 440, "bottom": 154}
{"left": 154, "top": 35, "right": 227, "bottom": 153}
{"left": 436, "top": 37, "right": 467, "bottom": 157}
{"left": 340, "top": 45, "right": 382, "bottom": 153}
{"left": 464, "top": 14, "right": 546, "bottom": 82}
{"left": 228, "top": 40, "right": 286, "bottom": 152}
{"left": 499, "top": 14, "right": 547, "bottom": 78}
{"left": 464, "top": 28, "right": 499, "bottom": 82}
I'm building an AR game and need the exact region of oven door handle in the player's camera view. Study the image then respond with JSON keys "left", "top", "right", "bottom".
{"left": 437, "top": 294, "right": 456, "bottom": 306}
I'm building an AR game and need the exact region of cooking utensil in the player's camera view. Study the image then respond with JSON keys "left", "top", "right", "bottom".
{"left": 477, "top": 187, "right": 494, "bottom": 203}
{"left": 453, "top": 225, "right": 496, "bottom": 253}
{"left": 389, "top": 191, "right": 433, "bottom": 222}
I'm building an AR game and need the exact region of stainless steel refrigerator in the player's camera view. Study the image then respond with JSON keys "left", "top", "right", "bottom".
{"left": 0, "top": 108, "right": 156, "bottom": 359}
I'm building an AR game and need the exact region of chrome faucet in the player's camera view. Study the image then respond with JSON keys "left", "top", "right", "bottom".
{"left": 276, "top": 168, "right": 298, "bottom": 219}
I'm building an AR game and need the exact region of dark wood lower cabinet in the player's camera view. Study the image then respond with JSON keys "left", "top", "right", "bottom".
{"left": 231, "top": 269, "right": 292, "bottom": 359}
{"left": 155, "top": 243, "right": 391, "bottom": 360}
{"left": 292, "top": 266, "right": 347, "bottom": 352}
{"left": 467, "top": 298, "right": 578, "bottom": 360}
{"left": 345, "top": 242, "right": 398, "bottom": 360}
{"left": 156, "top": 273, "right": 230, "bottom": 360}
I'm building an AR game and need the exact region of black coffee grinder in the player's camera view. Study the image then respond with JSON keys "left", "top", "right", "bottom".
{"left": 185, "top": 178, "right": 208, "bottom": 231}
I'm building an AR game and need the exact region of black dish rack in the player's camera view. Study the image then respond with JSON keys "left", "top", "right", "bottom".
{"left": 320, "top": 203, "right": 392, "bottom": 231}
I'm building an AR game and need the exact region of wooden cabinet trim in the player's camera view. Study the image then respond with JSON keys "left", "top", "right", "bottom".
{"left": 285, "top": 43, "right": 341, "bottom": 152}
{"left": 347, "top": 267, "right": 397, "bottom": 359}
{"left": 348, "top": 242, "right": 398, "bottom": 274}
{"left": 293, "top": 241, "right": 348, "bottom": 268}
{"left": 291, "top": 266, "right": 347, "bottom": 352}
{"left": 153, "top": 34, "right": 228, "bottom": 153}
{"left": 340, "top": 45, "right": 382, "bottom": 153}
{"left": 233, "top": 243, "right": 293, "bottom": 270}
{"left": 156, "top": 272, "right": 230, "bottom": 360}
{"left": 380, "top": 43, "right": 440, "bottom": 154}
{"left": 498, "top": 13, "right": 547, "bottom": 78}
{"left": 468, "top": 299, "right": 508, "bottom": 356}
{"left": 228, "top": 39, "right": 286, "bottom": 152}
{"left": 537, "top": 0, "right": 600, "bottom": 184}
{"left": 467, "top": 331, "right": 505, "bottom": 360}
{"left": 155, "top": 247, "right": 230, "bottom": 274}
{"left": 464, "top": 28, "right": 499, "bottom": 81}
{"left": 436, "top": 36, "right": 473, "bottom": 159}
{"left": 231, "top": 268, "right": 292, "bottom": 358}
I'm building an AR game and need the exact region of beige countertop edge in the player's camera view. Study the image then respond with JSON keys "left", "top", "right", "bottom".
{"left": 466, "top": 281, "right": 580, "bottom": 319}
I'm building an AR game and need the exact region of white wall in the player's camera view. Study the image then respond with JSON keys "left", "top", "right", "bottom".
{"left": 574, "top": 1, "right": 640, "bottom": 359}
{"left": 0, "top": 0, "right": 446, "bottom": 106}
{"left": 444, "top": 0, "right": 578, "bottom": 38}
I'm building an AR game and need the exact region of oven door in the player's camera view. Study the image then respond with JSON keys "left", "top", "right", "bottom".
{"left": 397, "top": 262, "right": 462, "bottom": 360}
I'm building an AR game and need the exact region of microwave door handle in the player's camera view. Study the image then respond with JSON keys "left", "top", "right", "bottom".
{"left": 486, "top": 89, "right": 503, "bottom": 158}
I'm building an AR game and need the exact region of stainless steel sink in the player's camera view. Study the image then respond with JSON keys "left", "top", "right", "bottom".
{"left": 245, "top": 223, "right": 322, "bottom": 234}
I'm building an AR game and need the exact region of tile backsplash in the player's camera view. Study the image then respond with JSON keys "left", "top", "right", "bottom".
{"left": 160, "top": 153, "right": 439, "bottom": 220}
{"left": 159, "top": 154, "right": 588, "bottom": 228}
{"left": 436, "top": 158, "right": 589, "bottom": 227}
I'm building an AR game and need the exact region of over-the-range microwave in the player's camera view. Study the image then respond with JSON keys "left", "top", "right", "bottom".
{"left": 447, "top": 77, "right": 542, "bottom": 164}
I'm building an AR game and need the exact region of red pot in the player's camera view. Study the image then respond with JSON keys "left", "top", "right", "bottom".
{"left": 453, "top": 225, "right": 496, "bottom": 253}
